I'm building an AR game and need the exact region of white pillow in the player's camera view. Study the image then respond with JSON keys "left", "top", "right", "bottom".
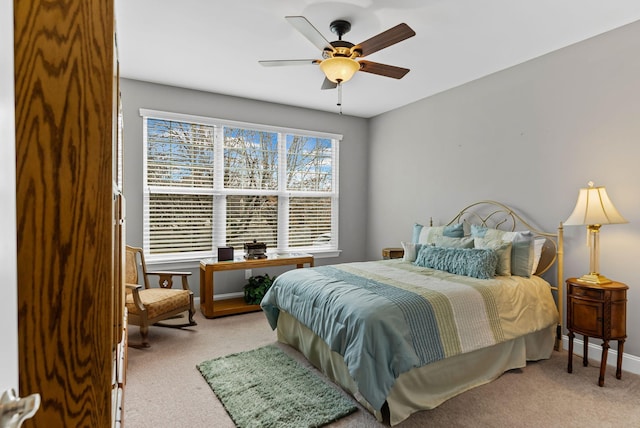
{"left": 401, "top": 241, "right": 422, "bottom": 262}
{"left": 530, "top": 238, "right": 546, "bottom": 275}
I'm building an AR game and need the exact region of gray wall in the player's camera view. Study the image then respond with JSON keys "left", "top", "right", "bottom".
{"left": 368, "top": 21, "right": 640, "bottom": 358}
{"left": 121, "top": 79, "right": 369, "bottom": 295}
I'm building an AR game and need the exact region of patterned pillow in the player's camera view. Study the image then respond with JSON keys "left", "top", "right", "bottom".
{"left": 412, "top": 223, "right": 464, "bottom": 245}
{"left": 414, "top": 246, "right": 498, "bottom": 279}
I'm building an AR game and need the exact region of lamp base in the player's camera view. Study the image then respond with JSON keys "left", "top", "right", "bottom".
{"left": 575, "top": 273, "right": 613, "bottom": 285}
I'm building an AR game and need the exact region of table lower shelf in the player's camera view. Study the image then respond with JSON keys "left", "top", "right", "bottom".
{"left": 208, "top": 297, "right": 262, "bottom": 318}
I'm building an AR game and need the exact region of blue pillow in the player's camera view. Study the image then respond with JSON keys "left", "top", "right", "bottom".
{"left": 412, "top": 223, "right": 423, "bottom": 243}
{"left": 414, "top": 246, "right": 498, "bottom": 279}
{"left": 470, "top": 224, "right": 489, "bottom": 238}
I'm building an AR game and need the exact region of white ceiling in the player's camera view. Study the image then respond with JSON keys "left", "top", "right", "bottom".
{"left": 115, "top": 1, "right": 640, "bottom": 118}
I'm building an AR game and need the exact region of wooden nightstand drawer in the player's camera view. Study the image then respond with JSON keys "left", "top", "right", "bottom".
{"left": 569, "top": 285, "right": 603, "bottom": 300}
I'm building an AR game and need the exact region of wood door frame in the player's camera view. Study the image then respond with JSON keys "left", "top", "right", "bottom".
{"left": 14, "top": 1, "right": 116, "bottom": 426}
{"left": 0, "top": 0, "right": 18, "bottom": 393}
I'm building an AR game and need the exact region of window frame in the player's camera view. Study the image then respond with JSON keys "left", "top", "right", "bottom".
{"left": 140, "top": 109, "right": 342, "bottom": 263}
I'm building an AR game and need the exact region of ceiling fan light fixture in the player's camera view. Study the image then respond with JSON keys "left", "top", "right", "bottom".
{"left": 320, "top": 57, "right": 360, "bottom": 83}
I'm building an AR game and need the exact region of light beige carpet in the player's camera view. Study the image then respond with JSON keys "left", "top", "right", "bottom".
{"left": 125, "top": 310, "right": 640, "bottom": 427}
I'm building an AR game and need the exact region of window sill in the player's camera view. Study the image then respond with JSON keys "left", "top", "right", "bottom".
{"left": 307, "top": 249, "right": 342, "bottom": 259}
{"left": 145, "top": 248, "right": 342, "bottom": 267}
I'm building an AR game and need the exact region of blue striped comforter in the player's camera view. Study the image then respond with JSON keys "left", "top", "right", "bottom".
{"left": 261, "top": 259, "right": 557, "bottom": 410}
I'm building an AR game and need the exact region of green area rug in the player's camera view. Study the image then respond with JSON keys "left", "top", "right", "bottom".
{"left": 197, "top": 345, "right": 357, "bottom": 427}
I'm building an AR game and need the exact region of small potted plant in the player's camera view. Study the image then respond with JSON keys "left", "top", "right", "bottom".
{"left": 243, "top": 273, "right": 276, "bottom": 305}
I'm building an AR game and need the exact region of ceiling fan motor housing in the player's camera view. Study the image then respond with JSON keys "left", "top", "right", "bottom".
{"left": 330, "top": 20, "right": 351, "bottom": 38}
{"left": 323, "top": 40, "right": 359, "bottom": 59}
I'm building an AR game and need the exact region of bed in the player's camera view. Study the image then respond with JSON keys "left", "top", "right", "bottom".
{"left": 261, "top": 201, "right": 563, "bottom": 425}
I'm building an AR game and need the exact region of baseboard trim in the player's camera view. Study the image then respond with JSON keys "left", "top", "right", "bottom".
{"left": 561, "top": 334, "right": 640, "bottom": 375}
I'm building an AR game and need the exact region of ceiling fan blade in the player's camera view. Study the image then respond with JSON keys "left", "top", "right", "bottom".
{"left": 259, "top": 59, "right": 320, "bottom": 67}
{"left": 354, "top": 23, "right": 415, "bottom": 57}
{"left": 358, "top": 60, "right": 410, "bottom": 79}
{"left": 286, "top": 16, "right": 334, "bottom": 52}
{"left": 321, "top": 77, "right": 337, "bottom": 90}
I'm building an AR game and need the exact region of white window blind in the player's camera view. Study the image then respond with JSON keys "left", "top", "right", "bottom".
{"left": 141, "top": 109, "right": 341, "bottom": 262}
{"left": 148, "top": 193, "right": 214, "bottom": 253}
{"left": 288, "top": 196, "right": 332, "bottom": 247}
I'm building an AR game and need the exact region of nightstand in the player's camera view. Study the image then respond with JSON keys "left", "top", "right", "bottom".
{"left": 566, "top": 278, "right": 628, "bottom": 387}
{"left": 382, "top": 247, "right": 404, "bottom": 260}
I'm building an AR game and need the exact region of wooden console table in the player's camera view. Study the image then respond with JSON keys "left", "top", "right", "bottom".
{"left": 200, "top": 253, "right": 314, "bottom": 318}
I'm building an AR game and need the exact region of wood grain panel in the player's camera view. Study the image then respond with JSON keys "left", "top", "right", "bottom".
{"left": 14, "top": 0, "right": 115, "bottom": 426}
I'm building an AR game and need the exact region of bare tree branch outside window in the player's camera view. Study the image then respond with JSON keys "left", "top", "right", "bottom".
{"left": 144, "top": 115, "right": 338, "bottom": 258}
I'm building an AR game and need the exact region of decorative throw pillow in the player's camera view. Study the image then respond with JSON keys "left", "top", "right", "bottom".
{"left": 471, "top": 225, "right": 534, "bottom": 277}
{"left": 434, "top": 236, "right": 474, "bottom": 248}
{"left": 401, "top": 241, "right": 423, "bottom": 262}
{"left": 530, "top": 237, "right": 546, "bottom": 275}
{"left": 412, "top": 223, "right": 423, "bottom": 243}
{"left": 414, "top": 246, "right": 498, "bottom": 280}
{"left": 413, "top": 223, "right": 464, "bottom": 245}
{"left": 474, "top": 238, "right": 512, "bottom": 276}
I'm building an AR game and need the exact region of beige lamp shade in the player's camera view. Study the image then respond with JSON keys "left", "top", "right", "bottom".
{"left": 563, "top": 181, "right": 627, "bottom": 284}
{"left": 320, "top": 57, "right": 360, "bottom": 83}
{"left": 564, "top": 182, "right": 627, "bottom": 226}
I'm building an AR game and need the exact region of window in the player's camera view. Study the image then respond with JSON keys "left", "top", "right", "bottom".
{"left": 141, "top": 109, "right": 340, "bottom": 262}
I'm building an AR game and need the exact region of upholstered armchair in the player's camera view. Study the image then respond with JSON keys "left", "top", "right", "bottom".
{"left": 125, "top": 245, "right": 197, "bottom": 348}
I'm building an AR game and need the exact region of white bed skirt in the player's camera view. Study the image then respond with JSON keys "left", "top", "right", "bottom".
{"left": 277, "top": 310, "right": 555, "bottom": 426}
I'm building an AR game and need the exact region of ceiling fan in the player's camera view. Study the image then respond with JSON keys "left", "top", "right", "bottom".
{"left": 259, "top": 16, "right": 416, "bottom": 90}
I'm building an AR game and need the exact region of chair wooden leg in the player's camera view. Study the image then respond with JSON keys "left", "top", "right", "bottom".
{"left": 128, "top": 325, "right": 151, "bottom": 349}
{"left": 188, "top": 296, "right": 197, "bottom": 326}
{"left": 140, "top": 324, "right": 150, "bottom": 348}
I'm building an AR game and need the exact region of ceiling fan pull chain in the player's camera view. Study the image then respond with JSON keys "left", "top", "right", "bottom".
{"left": 337, "top": 82, "right": 343, "bottom": 115}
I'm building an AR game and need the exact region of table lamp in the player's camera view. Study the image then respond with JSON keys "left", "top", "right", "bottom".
{"left": 563, "top": 181, "right": 627, "bottom": 284}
